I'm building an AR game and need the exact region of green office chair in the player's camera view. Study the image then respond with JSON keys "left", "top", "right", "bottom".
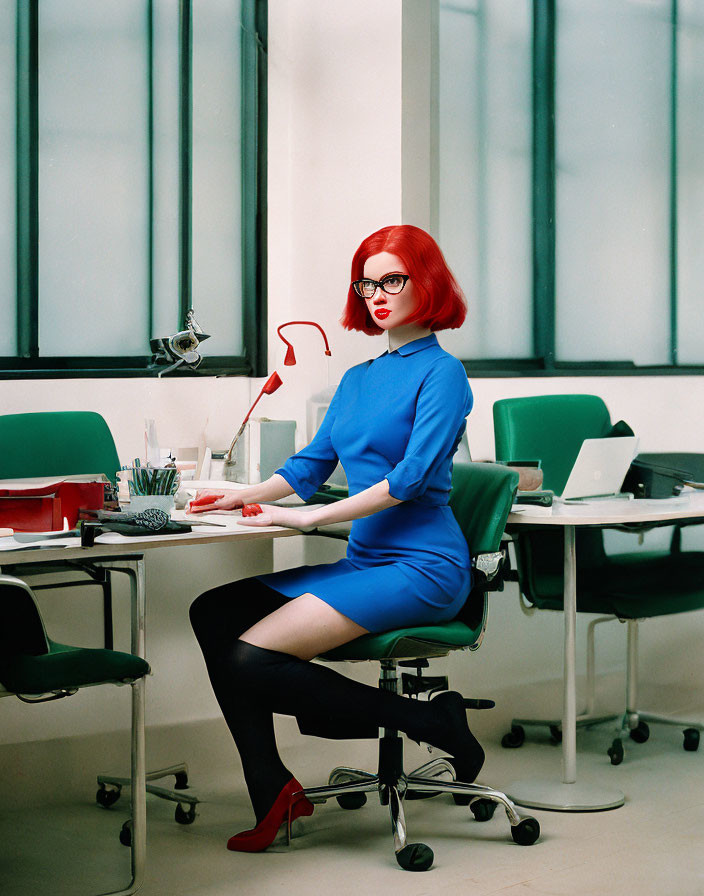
{"left": 0, "top": 573, "right": 149, "bottom": 895}
{"left": 493, "top": 394, "right": 704, "bottom": 764}
{"left": 0, "top": 411, "right": 197, "bottom": 821}
{"left": 0, "top": 411, "right": 121, "bottom": 649}
{"left": 0, "top": 411, "right": 121, "bottom": 483}
{"left": 302, "top": 462, "right": 540, "bottom": 872}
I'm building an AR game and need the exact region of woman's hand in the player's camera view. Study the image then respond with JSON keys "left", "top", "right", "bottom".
{"left": 188, "top": 490, "right": 245, "bottom": 513}
{"left": 237, "top": 504, "right": 317, "bottom": 532}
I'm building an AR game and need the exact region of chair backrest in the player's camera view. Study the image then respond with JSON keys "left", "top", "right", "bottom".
{"left": 493, "top": 395, "right": 613, "bottom": 608}
{"left": 321, "top": 462, "right": 520, "bottom": 661}
{"left": 0, "top": 576, "right": 50, "bottom": 663}
{"left": 448, "top": 462, "right": 518, "bottom": 633}
{"left": 450, "top": 461, "right": 519, "bottom": 554}
{"left": 0, "top": 411, "right": 120, "bottom": 483}
{"left": 493, "top": 394, "right": 612, "bottom": 494}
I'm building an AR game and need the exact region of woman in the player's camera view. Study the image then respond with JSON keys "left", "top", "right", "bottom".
{"left": 189, "top": 224, "right": 482, "bottom": 853}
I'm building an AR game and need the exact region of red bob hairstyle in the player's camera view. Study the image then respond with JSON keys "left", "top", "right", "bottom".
{"left": 341, "top": 225, "right": 467, "bottom": 335}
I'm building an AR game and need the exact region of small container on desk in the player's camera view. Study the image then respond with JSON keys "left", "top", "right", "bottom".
{"left": 212, "top": 418, "right": 296, "bottom": 484}
{"left": 121, "top": 465, "right": 179, "bottom": 515}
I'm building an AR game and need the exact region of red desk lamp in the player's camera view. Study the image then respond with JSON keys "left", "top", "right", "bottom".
{"left": 224, "top": 321, "right": 331, "bottom": 466}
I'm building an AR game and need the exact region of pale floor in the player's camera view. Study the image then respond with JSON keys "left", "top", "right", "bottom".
{"left": 1, "top": 711, "right": 703, "bottom": 896}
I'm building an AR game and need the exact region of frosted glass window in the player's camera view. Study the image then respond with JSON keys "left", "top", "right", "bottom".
{"left": 555, "top": 0, "right": 671, "bottom": 365}
{"left": 0, "top": 7, "right": 16, "bottom": 356}
{"left": 676, "top": 0, "right": 704, "bottom": 365}
{"left": 192, "top": 0, "right": 243, "bottom": 356}
{"left": 38, "top": 1, "right": 150, "bottom": 356}
{"left": 438, "top": 0, "right": 532, "bottom": 361}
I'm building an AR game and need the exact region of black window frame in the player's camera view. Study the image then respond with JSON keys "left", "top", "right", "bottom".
{"left": 3, "top": 0, "right": 267, "bottom": 380}
{"left": 460, "top": 0, "right": 704, "bottom": 379}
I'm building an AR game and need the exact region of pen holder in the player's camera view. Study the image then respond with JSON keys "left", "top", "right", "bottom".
{"left": 122, "top": 465, "right": 180, "bottom": 513}
{"left": 129, "top": 494, "right": 176, "bottom": 514}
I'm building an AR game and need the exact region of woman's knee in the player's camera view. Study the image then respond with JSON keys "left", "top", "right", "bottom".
{"left": 227, "top": 638, "right": 288, "bottom": 688}
{"left": 189, "top": 584, "right": 229, "bottom": 635}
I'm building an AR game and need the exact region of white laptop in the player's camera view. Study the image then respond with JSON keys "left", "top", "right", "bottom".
{"left": 560, "top": 437, "right": 639, "bottom": 501}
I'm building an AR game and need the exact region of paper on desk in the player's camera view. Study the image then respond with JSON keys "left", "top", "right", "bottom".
{"left": 557, "top": 495, "right": 690, "bottom": 514}
{"left": 511, "top": 504, "right": 553, "bottom": 516}
{"left": 0, "top": 474, "right": 109, "bottom": 491}
{"left": 0, "top": 534, "right": 81, "bottom": 551}
{"left": 182, "top": 480, "right": 250, "bottom": 491}
{"left": 92, "top": 521, "right": 287, "bottom": 543}
{"left": 178, "top": 483, "right": 306, "bottom": 508}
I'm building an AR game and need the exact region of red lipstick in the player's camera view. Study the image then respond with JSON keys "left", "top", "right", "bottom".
{"left": 374, "top": 309, "right": 391, "bottom": 320}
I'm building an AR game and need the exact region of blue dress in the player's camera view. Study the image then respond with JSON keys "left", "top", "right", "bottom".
{"left": 257, "top": 333, "right": 474, "bottom": 633}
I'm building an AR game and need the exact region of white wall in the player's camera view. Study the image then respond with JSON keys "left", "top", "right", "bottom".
{"left": 2, "top": 0, "right": 703, "bottom": 746}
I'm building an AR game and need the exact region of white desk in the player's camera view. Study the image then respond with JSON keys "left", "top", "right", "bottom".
{"left": 505, "top": 491, "right": 704, "bottom": 812}
{"left": 0, "top": 514, "right": 300, "bottom": 896}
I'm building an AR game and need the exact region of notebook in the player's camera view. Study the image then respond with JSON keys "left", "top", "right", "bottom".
{"left": 560, "top": 437, "right": 639, "bottom": 501}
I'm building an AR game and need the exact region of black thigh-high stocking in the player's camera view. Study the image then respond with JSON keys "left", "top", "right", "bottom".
{"left": 190, "top": 578, "right": 294, "bottom": 823}
{"left": 190, "top": 578, "right": 377, "bottom": 823}
{"left": 227, "top": 640, "right": 485, "bottom": 785}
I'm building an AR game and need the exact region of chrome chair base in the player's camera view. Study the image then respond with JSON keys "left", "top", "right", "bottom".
{"left": 607, "top": 618, "right": 703, "bottom": 764}
{"left": 501, "top": 615, "right": 620, "bottom": 748}
{"left": 501, "top": 616, "right": 704, "bottom": 763}
{"left": 97, "top": 761, "right": 200, "bottom": 840}
{"left": 304, "top": 737, "right": 540, "bottom": 870}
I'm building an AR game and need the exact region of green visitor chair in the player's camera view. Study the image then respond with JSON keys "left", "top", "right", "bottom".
{"left": 0, "top": 573, "right": 149, "bottom": 895}
{"left": 0, "top": 411, "right": 197, "bottom": 824}
{"left": 493, "top": 394, "right": 704, "bottom": 764}
{"left": 0, "top": 411, "right": 121, "bottom": 484}
{"left": 302, "top": 462, "right": 540, "bottom": 872}
{"left": 0, "top": 410, "right": 121, "bottom": 649}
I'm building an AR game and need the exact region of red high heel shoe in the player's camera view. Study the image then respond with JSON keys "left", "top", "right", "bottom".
{"left": 227, "top": 778, "right": 314, "bottom": 853}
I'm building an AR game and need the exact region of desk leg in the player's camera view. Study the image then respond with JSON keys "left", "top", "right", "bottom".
{"left": 506, "top": 526, "right": 625, "bottom": 812}
{"left": 94, "top": 557, "right": 146, "bottom": 896}
{"left": 563, "top": 525, "right": 578, "bottom": 784}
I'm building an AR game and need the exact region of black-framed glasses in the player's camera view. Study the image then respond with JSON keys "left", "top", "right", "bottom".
{"left": 351, "top": 273, "right": 410, "bottom": 299}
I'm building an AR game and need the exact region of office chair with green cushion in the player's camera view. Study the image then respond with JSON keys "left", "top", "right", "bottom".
{"left": 0, "top": 410, "right": 121, "bottom": 650}
{"left": 0, "top": 410, "right": 197, "bottom": 820}
{"left": 302, "top": 462, "right": 540, "bottom": 872}
{"left": 493, "top": 394, "right": 704, "bottom": 764}
{"left": 0, "top": 574, "right": 148, "bottom": 896}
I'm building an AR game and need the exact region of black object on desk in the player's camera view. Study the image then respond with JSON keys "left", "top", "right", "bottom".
{"left": 514, "top": 490, "right": 554, "bottom": 507}
{"left": 81, "top": 517, "right": 193, "bottom": 547}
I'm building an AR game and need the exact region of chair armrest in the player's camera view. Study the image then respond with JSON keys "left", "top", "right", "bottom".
{"left": 472, "top": 546, "right": 511, "bottom": 592}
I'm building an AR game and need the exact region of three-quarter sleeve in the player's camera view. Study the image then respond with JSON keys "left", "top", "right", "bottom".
{"left": 274, "top": 372, "right": 348, "bottom": 501}
{"left": 385, "top": 358, "right": 472, "bottom": 502}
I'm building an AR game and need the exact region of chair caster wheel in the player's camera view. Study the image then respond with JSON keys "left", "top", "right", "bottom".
{"left": 174, "top": 771, "right": 189, "bottom": 789}
{"left": 549, "top": 725, "right": 562, "bottom": 745}
{"left": 683, "top": 728, "right": 700, "bottom": 752}
{"left": 175, "top": 803, "right": 197, "bottom": 824}
{"left": 396, "top": 842, "right": 434, "bottom": 871}
{"left": 119, "top": 821, "right": 132, "bottom": 847}
{"left": 470, "top": 798, "right": 497, "bottom": 821}
{"left": 336, "top": 792, "right": 367, "bottom": 810}
{"left": 501, "top": 725, "right": 525, "bottom": 749}
{"left": 96, "top": 785, "right": 121, "bottom": 808}
{"left": 629, "top": 721, "right": 649, "bottom": 744}
{"left": 608, "top": 738, "right": 624, "bottom": 765}
{"left": 511, "top": 817, "right": 540, "bottom": 845}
